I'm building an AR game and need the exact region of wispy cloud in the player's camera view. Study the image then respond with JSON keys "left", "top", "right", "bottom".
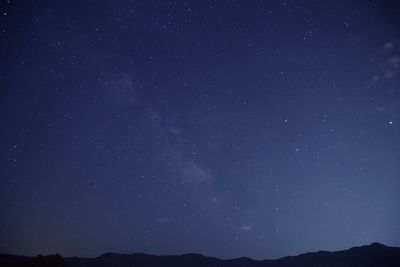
{"left": 240, "top": 225, "right": 252, "bottom": 231}
{"left": 372, "top": 39, "right": 400, "bottom": 82}
{"left": 158, "top": 217, "right": 171, "bottom": 224}
{"left": 371, "top": 40, "right": 400, "bottom": 123}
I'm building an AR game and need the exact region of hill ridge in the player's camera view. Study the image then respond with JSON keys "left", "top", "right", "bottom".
{"left": 1, "top": 242, "right": 399, "bottom": 267}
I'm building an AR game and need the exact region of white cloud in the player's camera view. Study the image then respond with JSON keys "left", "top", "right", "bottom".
{"left": 169, "top": 127, "right": 180, "bottom": 134}
{"left": 382, "top": 41, "right": 394, "bottom": 51}
{"left": 240, "top": 225, "right": 252, "bottom": 231}
{"left": 158, "top": 217, "right": 171, "bottom": 224}
{"left": 373, "top": 39, "right": 400, "bottom": 82}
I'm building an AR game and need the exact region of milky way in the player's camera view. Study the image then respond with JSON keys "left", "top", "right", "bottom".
{"left": 0, "top": 0, "right": 399, "bottom": 260}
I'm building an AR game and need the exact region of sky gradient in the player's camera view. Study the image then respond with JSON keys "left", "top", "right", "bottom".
{"left": 1, "top": 0, "right": 400, "bottom": 260}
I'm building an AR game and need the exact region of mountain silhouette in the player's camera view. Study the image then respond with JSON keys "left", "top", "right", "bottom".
{"left": 1, "top": 243, "right": 399, "bottom": 267}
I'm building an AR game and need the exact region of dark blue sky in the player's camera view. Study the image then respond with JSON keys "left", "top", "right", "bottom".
{"left": 1, "top": 0, "right": 400, "bottom": 260}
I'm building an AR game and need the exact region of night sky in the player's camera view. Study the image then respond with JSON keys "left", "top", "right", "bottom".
{"left": 1, "top": 0, "right": 400, "bottom": 260}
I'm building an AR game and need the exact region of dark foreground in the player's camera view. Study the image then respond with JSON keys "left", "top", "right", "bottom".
{"left": 1, "top": 242, "right": 400, "bottom": 267}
